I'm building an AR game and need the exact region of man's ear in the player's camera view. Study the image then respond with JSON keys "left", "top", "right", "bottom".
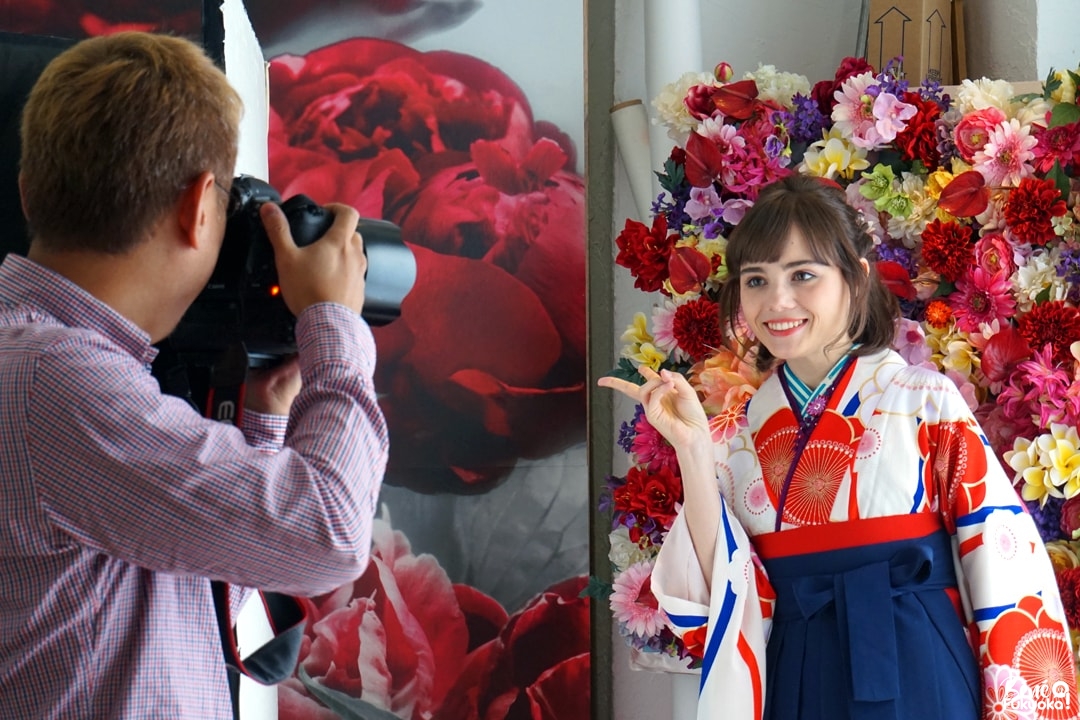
{"left": 176, "top": 171, "right": 217, "bottom": 249}
{"left": 18, "top": 172, "right": 30, "bottom": 222}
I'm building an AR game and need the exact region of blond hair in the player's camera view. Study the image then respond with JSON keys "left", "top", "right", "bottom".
{"left": 20, "top": 32, "right": 242, "bottom": 253}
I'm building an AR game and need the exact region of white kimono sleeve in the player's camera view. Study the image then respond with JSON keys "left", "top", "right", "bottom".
{"left": 652, "top": 498, "right": 772, "bottom": 720}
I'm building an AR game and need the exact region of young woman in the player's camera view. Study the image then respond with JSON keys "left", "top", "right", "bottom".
{"left": 599, "top": 174, "right": 1076, "bottom": 720}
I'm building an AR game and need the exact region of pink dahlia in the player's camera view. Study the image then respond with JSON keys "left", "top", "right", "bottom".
{"left": 610, "top": 561, "right": 666, "bottom": 638}
{"left": 972, "top": 118, "right": 1037, "bottom": 187}
{"left": 950, "top": 267, "right": 1016, "bottom": 333}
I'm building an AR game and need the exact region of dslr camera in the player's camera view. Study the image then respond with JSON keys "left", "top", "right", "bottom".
{"left": 154, "top": 175, "right": 415, "bottom": 407}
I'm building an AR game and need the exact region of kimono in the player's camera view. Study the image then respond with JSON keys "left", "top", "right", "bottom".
{"left": 652, "top": 349, "right": 1077, "bottom": 720}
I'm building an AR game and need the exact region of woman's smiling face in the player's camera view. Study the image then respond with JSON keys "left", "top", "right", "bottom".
{"left": 738, "top": 227, "right": 854, "bottom": 387}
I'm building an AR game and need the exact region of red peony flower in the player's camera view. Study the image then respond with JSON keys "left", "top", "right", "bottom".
{"left": 268, "top": 38, "right": 586, "bottom": 493}
{"left": 920, "top": 219, "right": 975, "bottom": 282}
{"left": 893, "top": 91, "right": 942, "bottom": 168}
{"left": 0, "top": 0, "right": 200, "bottom": 37}
{"left": 672, "top": 296, "right": 723, "bottom": 360}
{"left": 1018, "top": 300, "right": 1080, "bottom": 368}
{"left": 614, "top": 214, "right": 678, "bottom": 293}
{"left": 685, "top": 83, "right": 719, "bottom": 121}
{"left": 1003, "top": 176, "right": 1068, "bottom": 246}
{"left": 279, "top": 519, "right": 510, "bottom": 720}
{"left": 432, "top": 577, "right": 591, "bottom": 720}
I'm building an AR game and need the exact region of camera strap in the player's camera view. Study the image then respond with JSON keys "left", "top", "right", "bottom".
{"left": 203, "top": 342, "right": 309, "bottom": 714}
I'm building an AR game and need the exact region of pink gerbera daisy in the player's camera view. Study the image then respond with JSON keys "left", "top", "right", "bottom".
{"left": 972, "top": 118, "right": 1037, "bottom": 187}
{"left": 610, "top": 561, "right": 666, "bottom": 638}
{"left": 950, "top": 267, "right": 1016, "bottom": 333}
{"left": 631, "top": 413, "right": 679, "bottom": 473}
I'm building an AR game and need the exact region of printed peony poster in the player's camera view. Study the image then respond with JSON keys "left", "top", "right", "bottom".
{"left": 0, "top": 1, "right": 590, "bottom": 718}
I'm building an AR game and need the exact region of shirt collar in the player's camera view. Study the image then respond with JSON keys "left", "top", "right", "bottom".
{"left": 0, "top": 254, "right": 158, "bottom": 365}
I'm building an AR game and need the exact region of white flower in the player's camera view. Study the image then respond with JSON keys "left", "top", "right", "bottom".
{"left": 608, "top": 527, "right": 653, "bottom": 573}
{"left": 743, "top": 64, "right": 810, "bottom": 110}
{"left": 652, "top": 71, "right": 718, "bottom": 142}
{"left": 953, "top": 77, "right": 1017, "bottom": 114}
{"left": 1012, "top": 246, "right": 1069, "bottom": 312}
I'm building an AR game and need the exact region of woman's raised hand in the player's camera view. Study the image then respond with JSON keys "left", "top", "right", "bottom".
{"left": 597, "top": 366, "right": 710, "bottom": 449}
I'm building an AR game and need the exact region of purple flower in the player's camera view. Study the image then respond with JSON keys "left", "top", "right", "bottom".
{"left": 1027, "top": 496, "right": 1065, "bottom": 545}
{"left": 780, "top": 94, "right": 828, "bottom": 145}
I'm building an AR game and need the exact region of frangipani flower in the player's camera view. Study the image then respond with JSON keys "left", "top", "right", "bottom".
{"left": 799, "top": 127, "right": 869, "bottom": 180}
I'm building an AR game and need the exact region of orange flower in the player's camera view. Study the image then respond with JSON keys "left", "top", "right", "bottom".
{"left": 924, "top": 299, "right": 954, "bottom": 329}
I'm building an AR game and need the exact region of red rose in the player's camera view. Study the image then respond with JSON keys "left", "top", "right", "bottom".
{"left": 432, "top": 577, "right": 591, "bottom": 720}
{"left": 615, "top": 465, "right": 683, "bottom": 527}
{"left": 279, "top": 519, "right": 510, "bottom": 720}
{"left": 268, "top": 38, "right": 586, "bottom": 493}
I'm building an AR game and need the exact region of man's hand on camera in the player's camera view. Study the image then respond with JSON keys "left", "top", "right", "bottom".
{"left": 244, "top": 355, "right": 302, "bottom": 416}
{"left": 260, "top": 202, "right": 368, "bottom": 316}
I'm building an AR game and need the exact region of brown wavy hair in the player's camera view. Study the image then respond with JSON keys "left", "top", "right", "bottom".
{"left": 20, "top": 32, "right": 242, "bottom": 254}
{"left": 717, "top": 174, "right": 899, "bottom": 372}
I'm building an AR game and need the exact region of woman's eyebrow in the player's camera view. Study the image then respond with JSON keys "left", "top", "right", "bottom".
{"left": 741, "top": 259, "right": 821, "bottom": 274}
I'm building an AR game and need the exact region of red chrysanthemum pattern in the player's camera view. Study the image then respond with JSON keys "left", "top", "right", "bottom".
{"left": 921, "top": 219, "right": 975, "bottom": 282}
{"left": 1019, "top": 300, "right": 1080, "bottom": 369}
{"left": 1004, "top": 177, "right": 1068, "bottom": 246}
{"left": 672, "top": 296, "right": 724, "bottom": 360}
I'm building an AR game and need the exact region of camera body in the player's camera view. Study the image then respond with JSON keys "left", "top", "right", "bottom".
{"left": 154, "top": 176, "right": 414, "bottom": 409}
{"left": 164, "top": 175, "right": 415, "bottom": 364}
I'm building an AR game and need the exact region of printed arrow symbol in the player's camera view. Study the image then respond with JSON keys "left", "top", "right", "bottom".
{"left": 873, "top": 6, "right": 911, "bottom": 74}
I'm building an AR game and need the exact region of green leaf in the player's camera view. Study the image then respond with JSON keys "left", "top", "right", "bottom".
{"left": 297, "top": 665, "right": 402, "bottom": 720}
{"left": 610, "top": 358, "right": 644, "bottom": 384}
{"left": 1049, "top": 102, "right": 1080, "bottom": 128}
{"left": 1044, "top": 67, "right": 1063, "bottom": 98}
{"left": 933, "top": 279, "right": 957, "bottom": 297}
{"left": 581, "top": 575, "right": 614, "bottom": 600}
{"left": 1012, "top": 93, "right": 1044, "bottom": 104}
{"left": 1048, "top": 160, "right": 1072, "bottom": 200}
{"left": 1035, "top": 286, "right": 1053, "bottom": 304}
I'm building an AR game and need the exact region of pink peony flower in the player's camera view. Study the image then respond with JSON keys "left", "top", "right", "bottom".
{"left": 953, "top": 107, "right": 1007, "bottom": 163}
{"left": 974, "top": 232, "right": 1017, "bottom": 277}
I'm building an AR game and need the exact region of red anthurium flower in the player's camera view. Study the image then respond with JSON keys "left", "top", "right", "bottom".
{"left": 683, "top": 131, "right": 726, "bottom": 188}
{"left": 937, "top": 170, "right": 989, "bottom": 217}
{"left": 875, "top": 260, "right": 917, "bottom": 301}
{"left": 710, "top": 79, "right": 760, "bottom": 121}
{"left": 980, "top": 326, "right": 1031, "bottom": 385}
{"left": 667, "top": 245, "right": 712, "bottom": 295}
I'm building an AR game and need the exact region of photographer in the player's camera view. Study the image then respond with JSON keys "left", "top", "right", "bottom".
{"left": 0, "top": 32, "right": 387, "bottom": 719}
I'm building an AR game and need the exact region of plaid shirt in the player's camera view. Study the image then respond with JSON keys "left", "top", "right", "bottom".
{"left": 0, "top": 254, "right": 388, "bottom": 719}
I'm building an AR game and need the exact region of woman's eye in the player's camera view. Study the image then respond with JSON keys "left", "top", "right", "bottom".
{"left": 744, "top": 276, "right": 764, "bottom": 288}
{"left": 793, "top": 270, "right": 815, "bottom": 282}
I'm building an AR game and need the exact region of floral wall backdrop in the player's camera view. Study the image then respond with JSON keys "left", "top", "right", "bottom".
{"left": 0, "top": 1, "right": 590, "bottom": 718}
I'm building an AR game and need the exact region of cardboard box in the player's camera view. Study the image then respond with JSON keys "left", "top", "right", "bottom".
{"left": 865, "top": 0, "right": 954, "bottom": 84}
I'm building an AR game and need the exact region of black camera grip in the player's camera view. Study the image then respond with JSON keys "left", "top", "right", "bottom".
{"left": 279, "top": 194, "right": 332, "bottom": 248}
